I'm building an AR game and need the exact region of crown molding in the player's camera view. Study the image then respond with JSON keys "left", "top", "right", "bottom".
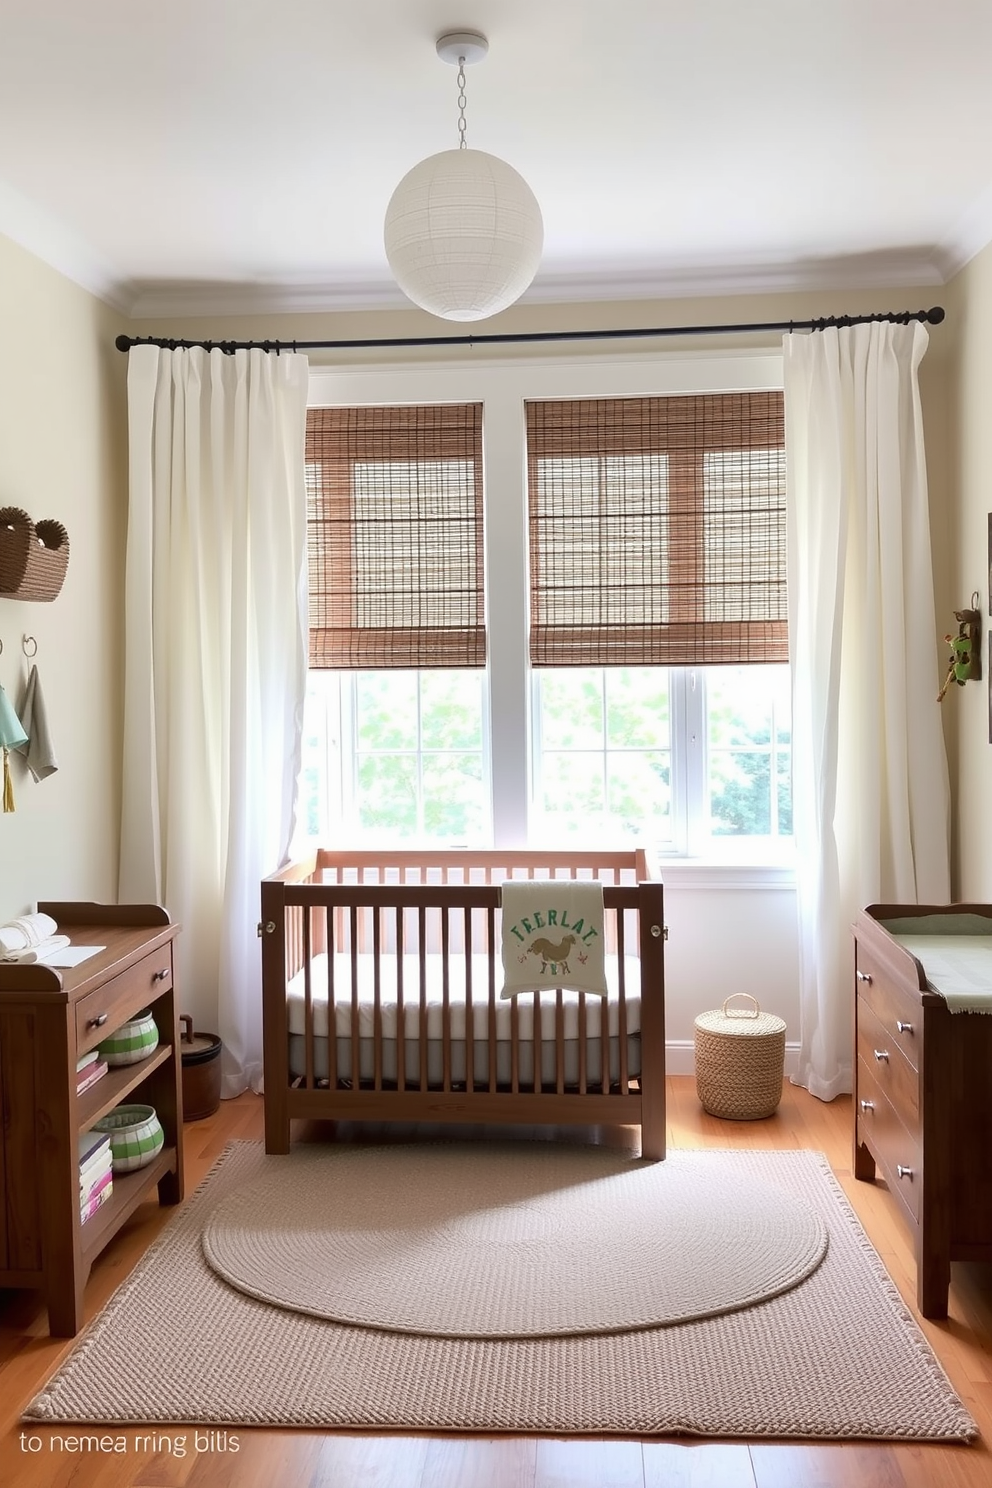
{"left": 125, "top": 273, "right": 413, "bottom": 320}
{"left": 124, "top": 250, "right": 947, "bottom": 322}
{"left": 0, "top": 177, "right": 133, "bottom": 313}
{"left": 0, "top": 166, "right": 963, "bottom": 324}
{"left": 933, "top": 179, "right": 992, "bottom": 281}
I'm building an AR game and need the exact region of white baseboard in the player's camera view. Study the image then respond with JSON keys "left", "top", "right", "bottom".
{"left": 665, "top": 1040, "right": 801, "bottom": 1079}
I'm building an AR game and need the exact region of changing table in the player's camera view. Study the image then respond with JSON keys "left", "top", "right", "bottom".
{"left": 853, "top": 902, "right": 992, "bottom": 1316}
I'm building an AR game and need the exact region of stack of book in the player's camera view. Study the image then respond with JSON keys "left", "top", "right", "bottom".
{"left": 76, "top": 1047, "right": 108, "bottom": 1096}
{"left": 79, "top": 1130, "right": 113, "bottom": 1224}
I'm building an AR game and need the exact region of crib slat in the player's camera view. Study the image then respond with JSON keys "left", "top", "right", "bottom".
{"left": 418, "top": 905, "right": 428, "bottom": 1092}
{"left": 487, "top": 905, "right": 497, "bottom": 1093}
{"left": 532, "top": 989, "right": 541, "bottom": 1093}
{"left": 350, "top": 905, "right": 360, "bottom": 1091}
{"left": 617, "top": 907, "right": 629, "bottom": 1095}
{"left": 441, "top": 910, "right": 452, "bottom": 1092}
{"left": 372, "top": 907, "right": 383, "bottom": 1091}
{"left": 510, "top": 986, "right": 520, "bottom": 1094}
{"left": 555, "top": 987, "right": 565, "bottom": 1096}
{"left": 326, "top": 905, "right": 335, "bottom": 1088}
{"left": 396, "top": 905, "right": 405, "bottom": 1093}
{"left": 303, "top": 907, "right": 314, "bottom": 1091}
{"left": 465, "top": 907, "right": 474, "bottom": 1095}
{"left": 578, "top": 990, "right": 587, "bottom": 1094}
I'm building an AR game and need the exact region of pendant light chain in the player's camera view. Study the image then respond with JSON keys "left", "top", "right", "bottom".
{"left": 456, "top": 57, "right": 468, "bottom": 148}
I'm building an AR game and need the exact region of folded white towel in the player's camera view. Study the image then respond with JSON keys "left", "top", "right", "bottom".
{"left": 0, "top": 934, "right": 72, "bottom": 964}
{"left": 0, "top": 912, "right": 59, "bottom": 955}
{"left": 5, "top": 934, "right": 71, "bottom": 970}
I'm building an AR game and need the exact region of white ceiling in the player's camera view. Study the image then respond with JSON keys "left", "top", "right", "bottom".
{"left": 1, "top": 0, "right": 991, "bottom": 320}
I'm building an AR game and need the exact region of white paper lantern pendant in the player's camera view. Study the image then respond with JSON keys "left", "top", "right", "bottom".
{"left": 384, "top": 31, "right": 543, "bottom": 322}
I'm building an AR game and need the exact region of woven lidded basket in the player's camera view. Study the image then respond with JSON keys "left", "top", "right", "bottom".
{"left": 694, "top": 993, "right": 786, "bottom": 1120}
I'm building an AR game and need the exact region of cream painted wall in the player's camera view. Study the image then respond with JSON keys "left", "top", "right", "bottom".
{"left": 943, "top": 240, "right": 992, "bottom": 899}
{"left": 0, "top": 232, "right": 126, "bottom": 921}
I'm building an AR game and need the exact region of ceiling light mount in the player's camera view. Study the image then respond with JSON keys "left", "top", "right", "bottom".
{"left": 383, "top": 28, "right": 544, "bottom": 322}
{"left": 435, "top": 31, "right": 489, "bottom": 67}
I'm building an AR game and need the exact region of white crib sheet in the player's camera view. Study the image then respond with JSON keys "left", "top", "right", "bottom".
{"left": 286, "top": 952, "right": 643, "bottom": 1040}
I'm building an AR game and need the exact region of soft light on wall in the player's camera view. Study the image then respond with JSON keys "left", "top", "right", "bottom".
{"left": 383, "top": 31, "right": 543, "bottom": 322}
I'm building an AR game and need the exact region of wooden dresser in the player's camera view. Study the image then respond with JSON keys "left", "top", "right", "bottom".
{"left": 0, "top": 903, "right": 184, "bottom": 1335}
{"left": 853, "top": 903, "right": 992, "bottom": 1317}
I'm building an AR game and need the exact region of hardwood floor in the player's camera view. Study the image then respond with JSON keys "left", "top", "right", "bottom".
{"left": 1, "top": 1078, "right": 989, "bottom": 1487}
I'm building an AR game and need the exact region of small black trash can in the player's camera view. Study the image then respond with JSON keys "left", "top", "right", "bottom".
{"left": 179, "top": 1013, "right": 222, "bottom": 1121}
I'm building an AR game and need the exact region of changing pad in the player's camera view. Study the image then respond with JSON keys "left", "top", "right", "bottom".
{"left": 881, "top": 914, "right": 992, "bottom": 1013}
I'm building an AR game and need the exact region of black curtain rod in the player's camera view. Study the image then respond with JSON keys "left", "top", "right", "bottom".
{"left": 114, "top": 305, "right": 945, "bottom": 356}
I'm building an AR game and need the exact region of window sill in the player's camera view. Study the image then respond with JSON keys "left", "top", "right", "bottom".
{"left": 649, "top": 856, "right": 796, "bottom": 890}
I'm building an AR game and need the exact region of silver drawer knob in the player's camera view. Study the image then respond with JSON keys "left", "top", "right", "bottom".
{"left": 873, "top": 1049, "right": 890, "bottom": 1062}
{"left": 896, "top": 1020, "right": 914, "bottom": 1034}
{"left": 896, "top": 1164, "right": 914, "bottom": 1180}
{"left": 86, "top": 1012, "right": 109, "bottom": 1029}
{"left": 857, "top": 970, "right": 873, "bottom": 984}
{"left": 860, "top": 1099, "right": 875, "bottom": 1113}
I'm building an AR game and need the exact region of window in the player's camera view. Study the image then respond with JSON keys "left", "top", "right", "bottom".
{"left": 532, "top": 664, "right": 791, "bottom": 853}
{"left": 301, "top": 401, "right": 489, "bottom": 846}
{"left": 532, "top": 667, "right": 673, "bottom": 844}
{"left": 301, "top": 669, "right": 489, "bottom": 846}
{"left": 300, "top": 362, "right": 792, "bottom": 860}
{"left": 525, "top": 391, "right": 790, "bottom": 855}
{"left": 706, "top": 665, "right": 792, "bottom": 842}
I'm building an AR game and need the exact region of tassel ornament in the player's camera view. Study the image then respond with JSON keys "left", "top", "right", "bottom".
{"left": 2, "top": 747, "right": 13, "bottom": 813}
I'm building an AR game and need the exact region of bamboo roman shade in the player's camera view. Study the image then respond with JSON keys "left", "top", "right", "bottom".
{"left": 526, "top": 392, "right": 787, "bottom": 667}
{"left": 306, "top": 403, "right": 485, "bottom": 668}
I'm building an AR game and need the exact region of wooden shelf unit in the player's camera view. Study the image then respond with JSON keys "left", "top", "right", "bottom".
{"left": 0, "top": 903, "right": 184, "bottom": 1335}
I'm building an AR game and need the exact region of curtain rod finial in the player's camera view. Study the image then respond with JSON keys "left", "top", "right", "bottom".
{"left": 115, "top": 334, "right": 132, "bottom": 352}
{"left": 926, "top": 307, "right": 945, "bottom": 325}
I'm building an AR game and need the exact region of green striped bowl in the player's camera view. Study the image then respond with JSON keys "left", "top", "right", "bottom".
{"left": 93, "top": 1104, "right": 165, "bottom": 1173}
{"left": 98, "top": 1010, "right": 159, "bottom": 1066}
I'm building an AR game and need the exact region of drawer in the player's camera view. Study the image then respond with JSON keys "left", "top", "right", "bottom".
{"left": 75, "top": 949, "right": 173, "bottom": 1056}
{"left": 854, "top": 942, "right": 922, "bottom": 1069}
{"left": 856, "top": 1055, "right": 922, "bottom": 1221}
{"left": 856, "top": 995, "right": 920, "bottom": 1130}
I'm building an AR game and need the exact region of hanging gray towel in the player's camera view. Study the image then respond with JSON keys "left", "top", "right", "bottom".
{"left": 15, "top": 664, "right": 58, "bottom": 781}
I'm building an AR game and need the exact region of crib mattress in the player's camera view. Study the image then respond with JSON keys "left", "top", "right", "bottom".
{"left": 286, "top": 951, "right": 643, "bottom": 1089}
{"left": 286, "top": 952, "right": 642, "bottom": 1039}
{"left": 288, "top": 1030, "right": 640, "bottom": 1088}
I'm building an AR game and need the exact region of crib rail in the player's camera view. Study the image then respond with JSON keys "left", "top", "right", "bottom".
{"left": 261, "top": 855, "right": 666, "bottom": 1159}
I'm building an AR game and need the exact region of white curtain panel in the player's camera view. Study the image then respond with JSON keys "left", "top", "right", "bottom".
{"left": 784, "top": 321, "right": 951, "bottom": 1101}
{"left": 119, "top": 346, "right": 310, "bottom": 1096}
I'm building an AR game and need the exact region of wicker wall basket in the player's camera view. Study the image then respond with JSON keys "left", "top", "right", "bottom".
{"left": 0, "top": 507, "right": 70, "bottom": 601}
{"left": 694, "top": 993, "right": 787, "bottom": 1120}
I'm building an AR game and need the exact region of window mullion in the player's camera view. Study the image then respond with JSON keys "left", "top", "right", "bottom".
{"left": 679, "top": 667, "right": 708, "bottom": 855}
{"left": 416, "top": 672, "right": 425, "bottom": 840}
{"left": 342, "top": 674, "right": 359, "bottom": 837}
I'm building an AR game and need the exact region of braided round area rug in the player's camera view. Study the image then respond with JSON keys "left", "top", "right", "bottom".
{"left": 200, "top": 1142, "right": 828, "bottom": 1337}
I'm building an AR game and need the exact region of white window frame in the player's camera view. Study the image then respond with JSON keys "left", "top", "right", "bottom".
{"left": 307, "top": 349, "right": 786, "bottom": 860}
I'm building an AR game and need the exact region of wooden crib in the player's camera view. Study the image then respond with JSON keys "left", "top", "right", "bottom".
{"left": 260, "top": 848, "right": 666, "bottom": 1158}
